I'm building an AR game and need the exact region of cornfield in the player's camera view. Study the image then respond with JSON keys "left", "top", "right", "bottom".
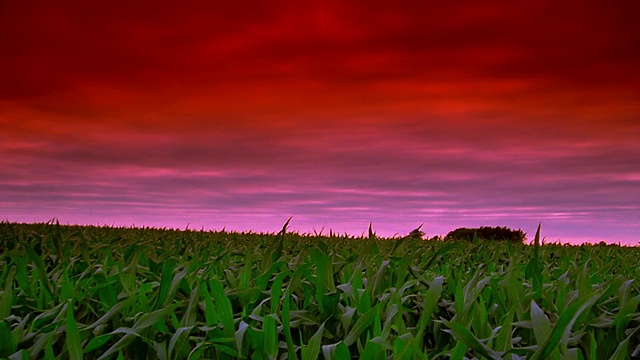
{"left": 1, "top": 221, "right": 639, "bottom": 359}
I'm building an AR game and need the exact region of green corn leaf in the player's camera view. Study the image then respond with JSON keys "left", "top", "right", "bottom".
{"left": 270, "top": 270, "right": 290, "bottom": 313}
{"left": 60, "top": 268, "right": 75, "bottom": 302}
{"left": 444, "top": 321, "right": 502, "bottom": 360}
{"left": 263, "top": 314, "right": 279, "bottom": 358}
{"left": 164, "top": 266, "right": 189, "bottom": 307}
{"left": 472, "top": 296, "right": 490, "bottom": 339}
{"left": 494, "top": 308, "right": 514, "bottom": 352}
{"left": 66, "top": 300, "right": 83, "bottom": 360}
{"left": 168, "top": 326, "right": 193, "bottom": 360}
{"left": 209, "top": 279, "right": 235, "bottom": 339}
{"left": 302, "top": 323, "right": 324, "bottom": 360}
{"left": 154, "top": 340, "right": 168, "bottom": 360}
{"left": 278, "top": 217, "right": 292, "bottom": 237}
{"left": 187, "top": 342, "right": 213, "bottom": 360}
{"left": 84, "top": 333, "right": 113, "bottom": 353}
{"left": 256, "top": 261, "right": 287, "bottom": 294}
{"left": 530, "top": 290, "right": 603, "bottom": 360}
{"left": 132, "top": 303, "right": 179, "bottom": 332}
{"left": 586, "top": 332, "right": 597, "bottom": 360}
{"left": 0, "top": 320, "right": 16, "bottom": 357}
{"left": 381, "top": 303, "right": 398, "bottom": 339}
{"left": 281, "top": 290, "right": 296, "bottom": 359}
{"left": 46, "top": 335, "right": 56, "bottom": 359}
{"left": 32, "top": 302, "right": 66, "bottom": 331}
{"left": 530, "top": 300, "right": 552, "bottom": 344}
{"left": 235, "top": 321, "right": 249, "bottom": 357}
{"left": 26, "top": 246, "right": 54, "bottom": 296}
{"left": 453, "top": 278, "right": 464, "bottom": 322}
{"left": 180, "top": 287, "right": 199, "bottom": 328}
{"left": 87, "top": 297, "right": 136, "bottom": 330}
{"left": 369, "top": 260, "right": 390, "bottom": 299}
{"left": 213, "top": 343, "right": 239, "bottom": 357}
{"left": 390, "top": 236, "right": 407, "bottom": 256}
{"left": 97, "top": 331, "right": 138, "bottom": 360}
{"left": 416, "top": 276, "right": 444, "bottom": 348}
{"left": 450, "top": 340, "right": 468, "bottom": 360}
{"left": 199, "top": 283, "right": 218, "bottom": 327}
{"left": 361, "top": 340, "right": 385, "bottom": 360}
{"left": 608, "top": 335, "right": 630, "bottom": 360}
{"left": 334, "top": 341, "right": 350, "bottom": 360}
{"left": 525, "top": 223, "right": 543, "bottom": 299}
{"left": 423, "top": 242, "right": 457, "bottom": 270}
{"left": 155, "top": 260, "right": 177, "bottom": 310}
{"left": 0, "top": 266, "right": 15, "bottom": 320}
{"left": 322, "top": 341, "right": 351, "bottom": 360}
{"left": 344, "top": 304, "right": 380, "bottom": 346}
{"left": 613, "top": 293, "right": 640, "bottom": 339}
{"left": 15, "top": 257, "right": 32, "bottom": 298}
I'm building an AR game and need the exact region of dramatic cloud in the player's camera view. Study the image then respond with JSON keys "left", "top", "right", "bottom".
{"left": 1, "top": 1, "right": 639, "bottom": 244}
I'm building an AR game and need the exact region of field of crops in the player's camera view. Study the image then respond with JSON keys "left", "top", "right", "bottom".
{"left": 1, "top": 221, "right": 639, "bottom": 359}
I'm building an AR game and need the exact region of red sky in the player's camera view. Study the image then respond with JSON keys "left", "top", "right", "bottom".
{"left": 2, "top": 1, "right": 639, "bottom": 244}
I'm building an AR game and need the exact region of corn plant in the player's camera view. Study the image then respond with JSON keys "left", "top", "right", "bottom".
{"left": 1, "top": 221, "right": 639, "bottom": 359}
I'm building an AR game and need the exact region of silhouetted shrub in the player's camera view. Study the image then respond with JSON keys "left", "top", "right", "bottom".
{"left": 445, "top": 226, "right": 525, "bottom": 243}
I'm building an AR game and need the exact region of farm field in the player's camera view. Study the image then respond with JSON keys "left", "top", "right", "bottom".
{"left": 1, "top": 221, "right": 639, "bottom": 359}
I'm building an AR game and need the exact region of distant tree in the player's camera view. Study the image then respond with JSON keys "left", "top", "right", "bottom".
{"left": 445, "top": 226, "right": 525, "bottom": 243}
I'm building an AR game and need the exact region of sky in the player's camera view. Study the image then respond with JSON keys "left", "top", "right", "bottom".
{"left": 1, "top": 1, "right": 639, "bottom": 245}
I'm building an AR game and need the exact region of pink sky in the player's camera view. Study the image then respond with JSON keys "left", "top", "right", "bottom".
{"left": 1, "top": 1, "right": 639, "bottom": 244}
